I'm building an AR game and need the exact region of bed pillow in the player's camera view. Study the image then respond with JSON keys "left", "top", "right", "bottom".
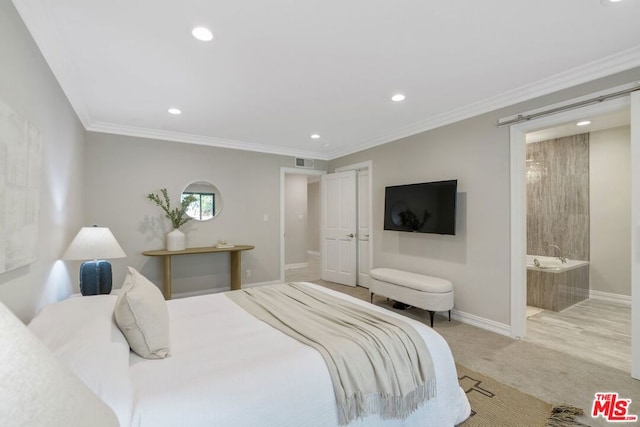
{"left": 115, "top": 267, "right": 171, "bottom": 359}
{"left": 3, "top": 301, "right": 120, "bottom": 427}
{"left": 28, "top": 294, "right": 133, "bottom": 427}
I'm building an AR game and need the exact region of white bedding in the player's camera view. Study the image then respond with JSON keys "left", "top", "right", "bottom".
{"left": 128, "top": 282, "right": 470, "bottom": 427}
{"left": 28, "top": 282, "right": 470, "bottom": 427}
{"left": 28, "top": 295, "right": 133, "bottom": 427}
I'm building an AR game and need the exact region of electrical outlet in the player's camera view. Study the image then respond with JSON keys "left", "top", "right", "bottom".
{"left": 246, "top": 269, "right": 252, "bottom": 278}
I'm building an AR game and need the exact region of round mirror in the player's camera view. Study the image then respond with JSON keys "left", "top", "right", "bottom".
{"left": 181, "top": 181, "right": 223, "bottom": 221}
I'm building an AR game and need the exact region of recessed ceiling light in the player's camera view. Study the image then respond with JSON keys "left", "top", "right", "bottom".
{"left": 391, "top": 94, "right": 406, "bottom": 102}
{"left": 168, "top": 108, "right": 182, "bottom": 115}
{"left": 601, "top": 0, "right": 622, "bottom": 5}
{"left": 576, "top": 120, "right": 591, "bottom": 126}
{"left": 310, "top": 134, "right": 321, "bottom": 139}
{"left": 192, "top": 27, "right": 214, "bottom": 41}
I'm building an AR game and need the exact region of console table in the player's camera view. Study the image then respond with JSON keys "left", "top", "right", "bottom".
{"left": 142, "top": 245, "right": 255, "bottom": 299}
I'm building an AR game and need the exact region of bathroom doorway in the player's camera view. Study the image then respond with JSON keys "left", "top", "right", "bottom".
{"left": 508, "top": 88, "right": 639, "bottom": 378}
{"left": 523, "top": 108, "right": 631, "bottom": 371}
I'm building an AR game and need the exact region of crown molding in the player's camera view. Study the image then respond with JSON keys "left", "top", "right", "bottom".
{"left": 327, "top": 45, "right": 640, "bottom": 159}
{"left": 14, "top": 0, "right": 640, "bottom": 161}
{"left": 87, "top": 122, "right": 331, "bottom": 161}
{"left": 91, "top": 39, "right": 640, "bottom": 162}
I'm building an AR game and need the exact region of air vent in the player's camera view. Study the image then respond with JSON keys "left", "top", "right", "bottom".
{"left": 295, "top": 157, "right": 314, "bottom": 168}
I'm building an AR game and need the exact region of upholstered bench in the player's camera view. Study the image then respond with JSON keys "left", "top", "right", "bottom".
{"left": 369, "top": 268, "right": 454, "bottom": 327}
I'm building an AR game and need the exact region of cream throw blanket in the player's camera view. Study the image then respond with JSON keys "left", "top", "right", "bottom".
{"left": 226, "top": 283, "right": 436, "bottom": 425}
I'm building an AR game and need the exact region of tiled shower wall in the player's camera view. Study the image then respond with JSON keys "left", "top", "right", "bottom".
{"left": 526, "top": 133, "right": 589, "bottom": 261}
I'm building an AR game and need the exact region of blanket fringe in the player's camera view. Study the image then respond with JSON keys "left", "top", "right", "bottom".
{"left": 338, "top": 379, "right": 437, "bottom": 425}
{"left": 544, "top": 405, "right": 589, "bottom": 427}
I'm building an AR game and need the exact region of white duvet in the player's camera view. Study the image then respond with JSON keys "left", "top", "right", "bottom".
{"left": 128, "top": 283, "right": 470, "bottom": 427}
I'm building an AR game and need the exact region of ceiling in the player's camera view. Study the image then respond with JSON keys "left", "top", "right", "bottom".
{"left": 13, "top": 0, "right": 640, "bottom": 160}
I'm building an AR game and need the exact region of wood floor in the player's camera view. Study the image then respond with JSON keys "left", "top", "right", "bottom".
{"left": 524, "top": 299, "right": 632, "bottom": 372}
{"left": 285, "top": 254, "right": 632, "bottom": 374}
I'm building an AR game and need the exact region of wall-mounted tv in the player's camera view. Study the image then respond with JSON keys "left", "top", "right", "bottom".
{"left": 383, "top": 179, "right": 457, "bottom": 235}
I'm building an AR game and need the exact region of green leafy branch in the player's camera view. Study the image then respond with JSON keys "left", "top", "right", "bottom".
{"left": 147, "top": 188, "right": 197, "bottom": 230}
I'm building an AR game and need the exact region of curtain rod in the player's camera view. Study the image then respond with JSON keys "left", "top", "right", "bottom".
{"left": 497, "top": 85, "right": 640, "bottom": 127}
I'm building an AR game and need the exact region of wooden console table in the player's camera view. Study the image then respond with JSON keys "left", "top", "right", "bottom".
{"left": 142, "top": 245, "right": 255, "bottom": 299}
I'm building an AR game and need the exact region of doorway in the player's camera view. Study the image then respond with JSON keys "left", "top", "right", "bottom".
{"left": 279, "top": 163, "right": 372, "bottom": 287}
{"left": 522, "top": 109, "right": 631, "bottom": 371}
{"left": 280, "top": 168, "right": 325, "bottom": 282}
{"left": 509, "top": 89, "right": 640, "bottom": 379}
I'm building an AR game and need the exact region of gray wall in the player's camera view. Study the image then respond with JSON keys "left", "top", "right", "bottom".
{"left": 2, "top": 0, "right": 639, "bottom": 326}
{"left": 526, "top": 134, "right": 590, "bottom": 261}
{"left": 0, "top": 1, "right": 86, "bottom": 322}
{"left": 329, "top": 68, "right": 640, "bottom": 326}
{"left": 307, "top": 180, "right": 321, "bottom": 254}
{"left": 285, "top": 174, "right": 308, "bottom": 265}
{"left": 85, "top": 132, "right": 327, "bottom": 295}
{"left": 590, "top": 126, "right": 631, "bottom": 296}
{"left": 330, "top": 114, "right": 511, "bottom": 323}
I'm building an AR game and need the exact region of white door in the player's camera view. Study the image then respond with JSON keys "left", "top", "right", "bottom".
{"left": 357, "top": 169, "right": 371, "bottom": 288}
{"left": 321, "top": 170, "right": 357, "bottom": 286}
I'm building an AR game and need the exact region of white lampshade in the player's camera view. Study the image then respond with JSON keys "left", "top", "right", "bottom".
{"left": 62, "top": 226, "right": 126, "bottom": 261}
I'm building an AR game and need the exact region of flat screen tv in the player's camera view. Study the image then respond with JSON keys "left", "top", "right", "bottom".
{"left": 383, "top": 179, "right": 457, "bottom": 235}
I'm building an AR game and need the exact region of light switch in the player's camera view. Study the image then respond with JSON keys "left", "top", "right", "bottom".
{"left": 263, "top": 214, "right": 269, "bottom": 222}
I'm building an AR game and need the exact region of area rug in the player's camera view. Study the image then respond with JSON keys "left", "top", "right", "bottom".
{"left": 457, "top": 364, "right": 587, "bottom": 427}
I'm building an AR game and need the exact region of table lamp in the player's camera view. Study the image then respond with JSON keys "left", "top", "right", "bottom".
{"left": 62, "top": 226, "right": 126, "bottom": 295}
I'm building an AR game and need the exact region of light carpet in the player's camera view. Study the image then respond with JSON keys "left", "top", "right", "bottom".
{"left": 309, "top": 280, "right": 640, "bottom": 427}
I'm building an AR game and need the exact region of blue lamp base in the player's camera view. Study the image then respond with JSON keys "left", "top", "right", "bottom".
{"left": 79, "top": 260, "right": 113, "bottom": 295}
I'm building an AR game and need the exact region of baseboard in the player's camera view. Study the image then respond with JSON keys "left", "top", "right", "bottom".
{"left": 450, "top": 309, "right": 512, "bottom": 337}
{"left": 285, "top": 262, "right": 309, "bottom": 270}
{"left": 242, "top": 280, "right": 281, "bottom": 289}
{"left": 171, "top": 280, "right": 281, "bottom": 298}
{"left": 171, "top": 287, "right": 227, "bottom": 299}
{"left": 172, "top": 282, "right": 512, "bottom": 337}
{"left": 307, "top": 250, "right": 320, "bottom": 257}
{"left": 451, "top": 291, "right": 631, "bottom": 337}
{"left": 589, "top": 290, "right": 631, "bottom": 306}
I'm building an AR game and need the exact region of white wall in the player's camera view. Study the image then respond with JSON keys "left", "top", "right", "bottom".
{"left": 0, "top": 1, "right": 86, "bottom": 322}
{"left": 285, "top": 174, "right": 308, "bottom": 265}
{"left": 330, "top": 68, "right": 640, "bottom": 326}
{"left": 84, "top": 132, "right": 327, "bottom": 295}
{"left": 590, "top": 125, "right": 631, "bottom": 296}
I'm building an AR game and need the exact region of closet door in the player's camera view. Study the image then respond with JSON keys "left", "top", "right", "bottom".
{"left": 321, "top": 171, "right": 357, "bottom": 286}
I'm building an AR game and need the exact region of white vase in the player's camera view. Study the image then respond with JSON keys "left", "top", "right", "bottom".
{"left": 166, "top": 228, "right": 186, "bottom": 251}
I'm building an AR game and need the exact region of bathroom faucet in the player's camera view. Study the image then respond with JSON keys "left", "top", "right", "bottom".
{"left": 548, "top": 245, "right": 567, "bottom": 263}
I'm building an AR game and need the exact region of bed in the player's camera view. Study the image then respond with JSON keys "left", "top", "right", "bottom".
{"left": 27, "top": 271, "right": 470, "bottom": 427}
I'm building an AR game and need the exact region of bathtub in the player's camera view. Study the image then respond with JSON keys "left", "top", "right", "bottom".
{"left": 526, "top": 255, "right": 590, "bottom": 311}
{"left": 526, "top": 255, "right": 589, "bottom": 273}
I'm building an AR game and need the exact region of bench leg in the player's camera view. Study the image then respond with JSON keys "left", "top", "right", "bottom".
{"left": 448, "top": 310, "right": 451, "bottom": 322}
{"left": 370, "top": 293, "right": 374, "bottom": 303}
{"left": 428, "top": 311, "right": 435, "bottom": 327}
